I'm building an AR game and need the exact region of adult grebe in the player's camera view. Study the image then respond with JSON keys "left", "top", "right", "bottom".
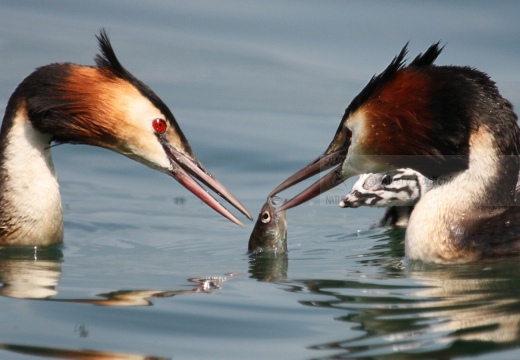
{"left": 0, "top": 30, "right": 251, "bottom": 246}
{"left": 270, "top": 43, "right": 520, "bottom": 263}
{"left": 340, "top": 169, "right": 430, "bottom": 228}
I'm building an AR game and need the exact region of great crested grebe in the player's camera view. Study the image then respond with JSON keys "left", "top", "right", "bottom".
{"left": 340, "top": 169, "right": 430, "bottom": 228}
{"left": 270, "top": 43, "right": 520, "bottom": 263}
{"left": 0, "top": 30, "right": 252, "bottom": 246}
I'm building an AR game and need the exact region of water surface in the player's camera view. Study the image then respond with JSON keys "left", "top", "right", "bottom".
{"left": 1, "top": 2, "right": 520, "bottom": 359}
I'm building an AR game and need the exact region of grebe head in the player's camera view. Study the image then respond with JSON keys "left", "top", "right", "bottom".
{"left": 339, "top": 169, "right": 429, "bottom": 208}
{"left": 271, "top": 42, "right": 520, "bottom": 211}
{"left": 3, "top": 29, "right": 251, "bottom": 226}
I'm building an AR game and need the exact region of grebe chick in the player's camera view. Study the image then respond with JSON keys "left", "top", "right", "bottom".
{"left": 341, "top": 169, "right": 520, "bottom": 228}
{"left": 0, "top": 30, "right": 252, "bottom": 246}
{"left": 340, "top": 169, "right": 431, "bottom": 228}
{"left": 270, "top": 43, "right": 520, "bottom": 263}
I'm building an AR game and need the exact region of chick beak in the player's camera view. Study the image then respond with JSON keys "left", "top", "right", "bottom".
{"left": 269, "top": 147, "right": 348, "bottom": 212}
{"left": 164, "top": 146, "right": 252, "bottom": 227}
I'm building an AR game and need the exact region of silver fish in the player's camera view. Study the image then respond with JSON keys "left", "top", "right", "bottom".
{"left": 248, "top": 196, "right": 287, "bottom": 254}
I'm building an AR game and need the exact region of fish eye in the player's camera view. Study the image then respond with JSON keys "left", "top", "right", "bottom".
{"left": 261, "top": 210, "right": 271, "bottom": 224}
{"left": 381, "top": 175, "right": 393, "bottom": 185}
{"left": 152, "top": 118, "right": 167, "bottom": 134}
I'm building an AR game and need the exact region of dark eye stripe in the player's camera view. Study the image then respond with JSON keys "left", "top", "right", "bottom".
{"left": 348, "top": 191, "right": 384, "bottom": 204}
{"left": 379, "top": 185, "right": 417, "bottom": 198}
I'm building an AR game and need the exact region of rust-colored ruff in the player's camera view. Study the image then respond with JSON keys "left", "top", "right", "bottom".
{"left": 357, "top": 69, "right": 435, "bottom": 157}
{"left": 57, "top": 65, "right": 141, "bottom": 147}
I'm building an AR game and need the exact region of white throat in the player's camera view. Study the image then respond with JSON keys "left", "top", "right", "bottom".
{"left": 405, "top": 127, "right": 512, "bottom": 263}
{"left": 0, "top": 107, "right": 63, "bottom": 245}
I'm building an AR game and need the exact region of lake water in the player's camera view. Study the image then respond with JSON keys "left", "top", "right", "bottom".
{"left": 2, "top": 1, "right": 520, "bottom": 359}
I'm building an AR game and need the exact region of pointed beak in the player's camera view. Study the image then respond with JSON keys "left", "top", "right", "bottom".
{"left": 269, "top": 121, "right": 354, "bottom": 212}
{"left": 164, "top": 146, "right": 252, "bottom": 227}
{"left": 269, "top": 147, "right": 348, "bottom": 212}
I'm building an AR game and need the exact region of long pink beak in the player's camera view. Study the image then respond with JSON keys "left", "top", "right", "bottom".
{"left": 269, "top": 149, "right": 347, "bottom": 212}
{"left": 165, "top": 146, "right": 252, "bottom": 227}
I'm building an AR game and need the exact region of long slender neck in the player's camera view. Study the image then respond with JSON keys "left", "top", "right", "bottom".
{"left": 0, "top": 103, "right": 63, "bottom": 245}
{"left": 405, "top": 126, "right": 519, "bottom": 263}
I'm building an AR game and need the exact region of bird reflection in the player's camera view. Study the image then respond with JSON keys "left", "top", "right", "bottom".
{"left": 406, "top": 262, "right": 520, "bottom": 344}
{"left": 0, "top": 247, "right": 228, "bottom": 306}
{"left": 0, "top": 246, "right": 63, "bottom": 299}
{"left": 249, "top": 228, "right": 520, "bottom": 357}
{"left": 283, "top": 253, "right": 520, "bottom": 358}
{"left": 0, "top": 342, "right": 168, "bottom": 360}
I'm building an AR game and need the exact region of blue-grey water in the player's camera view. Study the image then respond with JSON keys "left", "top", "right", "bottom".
{"left": 2, "top": 1, "right": 520, "bottom": 359}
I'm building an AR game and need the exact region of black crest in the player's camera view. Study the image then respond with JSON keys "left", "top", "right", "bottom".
{"left": 93, "top": 29, "right": 190, "bottom": 151}
{"left": 94, "top": 28, "right": 154, "bottom": 95}
{"left": 95, "top": 28, "right": 128, "bottom": 79}
{"left": 342, "top": 42, "right": 443, "bottom": 120}
{"left": 94, "top": 28, "right": 171, "bottom": 119}
{"left": 409, "top": 41, "right": 443, "bottom": 67}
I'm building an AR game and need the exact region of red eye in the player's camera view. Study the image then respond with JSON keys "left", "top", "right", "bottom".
{"left": 346, "top": 128, "right": 352, "bottom": 140}
{"left": 152, "top": 118, "right": 167, "bottom": 134}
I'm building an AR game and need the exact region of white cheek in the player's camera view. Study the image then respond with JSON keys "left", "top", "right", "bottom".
{"left": 126, "top": 96, "right": 164, "bottom": 131}
{"left": 342, "top": 112, "right": 371, "bottom": 175}
{"left": 343, "top": 120, "right": 390, "bottom": 176}
{"left": 343, "top": 144, "right": 380, "bottom": 176}
{"left": 124, "top": 146, "right": 172, "bottom": 174}
{"left": 119, "top": 95, "right": 172, "bottom": 171}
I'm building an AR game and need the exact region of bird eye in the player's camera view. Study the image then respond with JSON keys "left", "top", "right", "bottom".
{"left": 346, "top": 128, "right": 352, "bottom": 140}
{"left": 261, "top": 211, "right": 271, "bottom": 224}
{"left": 382, "top": 175, "right": 393, "bottom": 185}
{"left": 152, "top": 118, "right": 167, "bottom": 134}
